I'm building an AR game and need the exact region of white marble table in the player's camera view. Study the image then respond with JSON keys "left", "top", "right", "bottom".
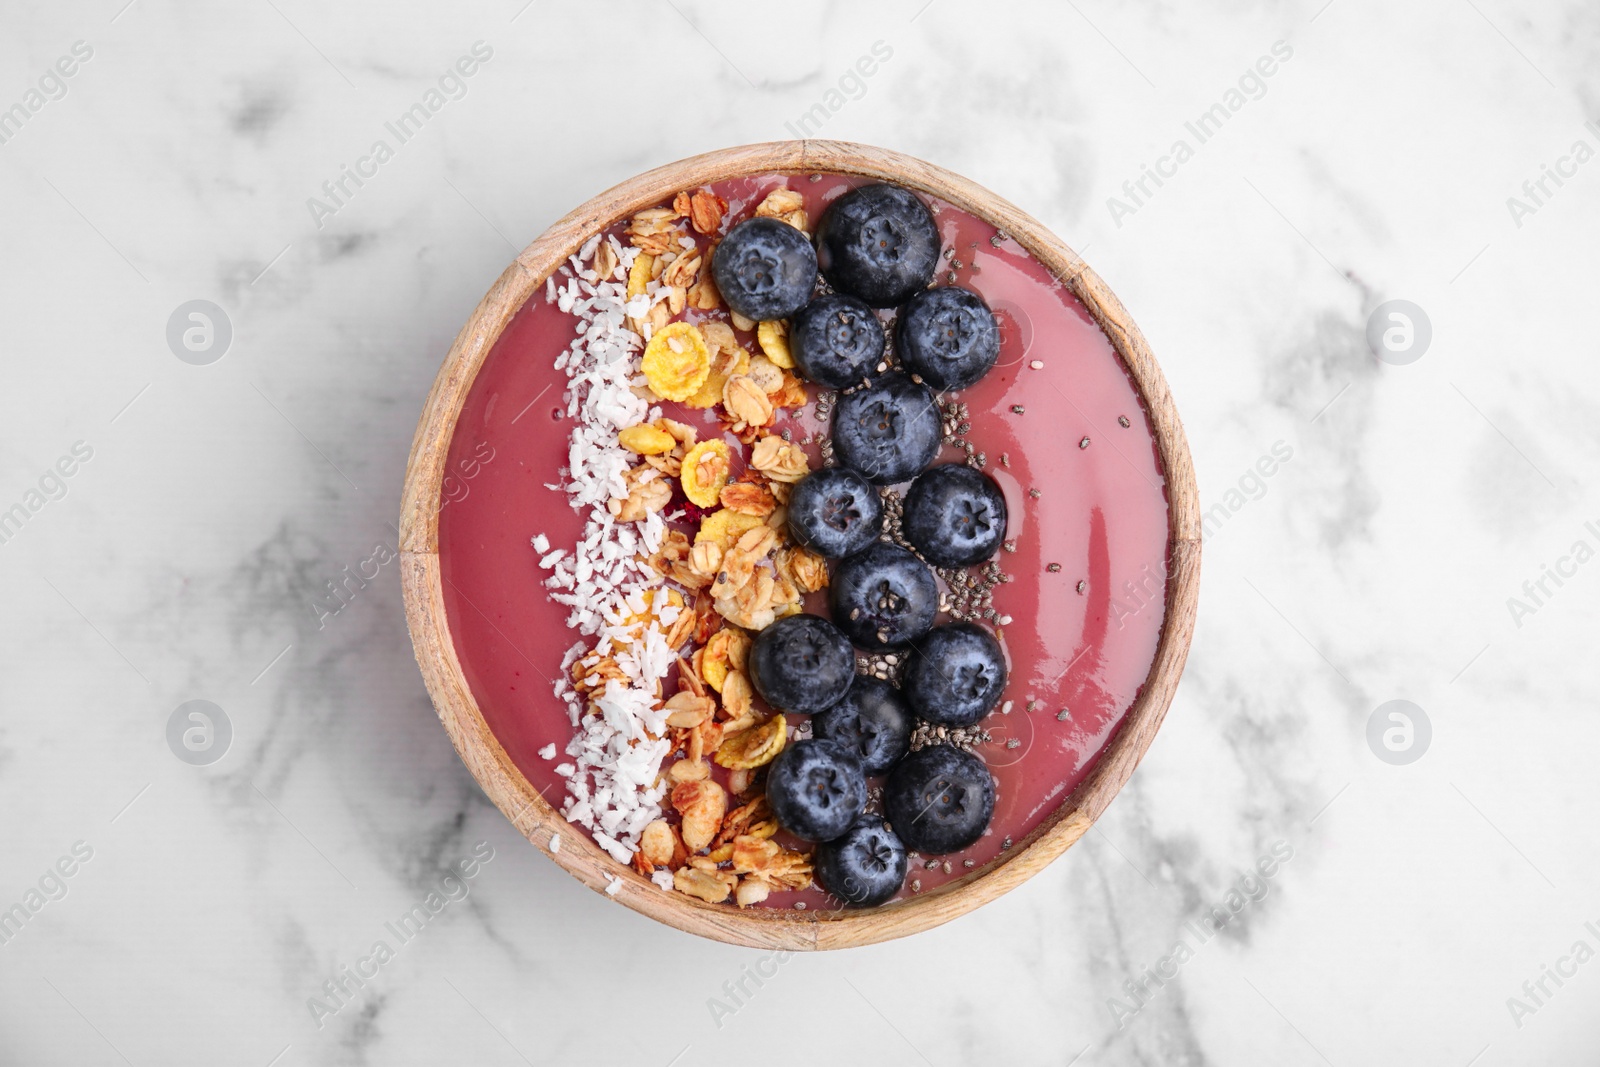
{"left": 2, "top": 0, "right": 1596, "bottom": 1063}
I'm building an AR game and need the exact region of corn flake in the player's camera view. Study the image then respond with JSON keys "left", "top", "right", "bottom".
{"left": 680, "top": 440, "right": 732, "bottom": 507}
{"left": 642, "top": 321, "right": 711, "bottom": 402}
{"left": 757, "top": 320, "right": 793, "bottom": 369}
{"left": 695, "top": 508, "right": 766, "bottom": 551}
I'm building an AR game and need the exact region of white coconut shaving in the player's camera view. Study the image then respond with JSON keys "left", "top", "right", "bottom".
{"left": 534, "top": 233, "right": 680, "bottom": 865}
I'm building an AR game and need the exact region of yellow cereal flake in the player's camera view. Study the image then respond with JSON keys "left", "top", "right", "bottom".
{"left": 627, "top": 252, "right": 655, "bottom": 298}
{"left": 684, "top": 342, "right": 750, "bottom": 410}
{"left": 700, "top": 627, "right": 751, "bottom": 693}
{"left": 695, "top": 508, "right": 766, "bottom": 552}
{"left": 757, "top": 319, "right": 793, "bottom": 369}
{"left": 681, "top": 440, "right": 732, "bottom": 508}
{"left": 617, "top": 424, "right": 677, "bottom": 455}
{"left": 715, "top": 715, "right": 787, "bottom": 770}
{"left": 642, "top": 321, "right": 711, "bottom": 402}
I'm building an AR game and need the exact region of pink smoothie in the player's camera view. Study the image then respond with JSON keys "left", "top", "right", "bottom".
{"left": 437, "top": 174, "right": 1171, "bottom": 908}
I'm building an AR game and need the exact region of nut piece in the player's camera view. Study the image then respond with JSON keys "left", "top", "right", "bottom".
{"left": 719, "top": 669, "right": 755, "bottom": 725}
{"left": 734, "top": 877, "right": 771, "bottom": 908}
{"left": 592, "top": 240, "right": 619, "bottom": 281}
{"left": 668, "top": 758, "right": 711, "bottom": 783}
{"left": 671, "top": 778, "right": 728, "bottom": 851}
{"left": 639, "top": 820, "right": 677, "bottom": 867}
{"left": 673, "top": 866, "right": 736, "bottom": 903}
{"left": 716, "top": 714, "right": 787, "bottom": 769}
{"left": 688, "top": 190, "right": 728, "bottom": 235}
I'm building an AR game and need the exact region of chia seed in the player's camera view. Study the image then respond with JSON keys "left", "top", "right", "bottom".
{"left": 795, "top": 901, "right": 807, "bottom": 909}
{"left": 1077, "top": 580, "right": 1087, "bottom": 594}
{"left": 1057, "top": 709, "right": 1070, "bottom": 721}
{"left": 911, "top": 879, "right": 922, "bottom": 893}
{"left": 964, "top": 859, "right": 976, "bottom": 868}
{"left": 1028, "top": 488, "right": 1041, "bottom": 499}
{"left": 1001, "top": 836, "right": 1013, "bottom": 851}
{"left": 909, "top": 722, "right": 991, "bottom": 752}
{"left": 1118, "top": 414, "right": 1131, "bottom": 427}
{"left": 1047, "top": 562, "right": 1061, "bottom": 573}
{"left": 1005, "top": 739, "right": 1020, "bottom": 749}
{"left": 1011, "top": 404, "right": 1025, "bottom": 415}
{"left": 1003, "top": 540, "right": 1016, "bottom": 553}
{"left": 1079, "top": 436, "right": 1090, "bottom": 449}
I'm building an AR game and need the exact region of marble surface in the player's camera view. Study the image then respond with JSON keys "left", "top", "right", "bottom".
{"left": 2, "top": 0, "right": 1597, "bottom": 1063}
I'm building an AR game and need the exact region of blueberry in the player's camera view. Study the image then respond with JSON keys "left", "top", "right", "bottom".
{"left": 747, "top": 613, "right": 855, "bottom": 715}
{"left": 902, "top": 463, "right": 1008, "bottom": 568}
{"left": 813, "top": 675, "right": 912, "bottom": 776}
{"left": 711, "top": 216, "right": 818, "bottom": 322}
{"left": 829, "top": 542, "right": 938, "bottom": 650}
{"left": 789, "top": 294, "right": 887, "bottom": 389}
{"left": 830, "top": 372, "right": 942, "bottom": 485}
{"left": 765, "top": 738, "right": 868, "bottom": 842}
{"left": 902, "top": 622, "right": 1007, "bottom": 727}
{"left": 896, "top": 286, "right": 1000, "bottom": 391}
{"left": 787, "top": 467, "right": 884, "bottom": 559}
{"left": 814, "top": 184, "right": 941, "bottom": 308}
{"left": 885, "top": 744, "right": 996, "bottom": 855}
{"left": 815, "top": 814, "right": 908, "bottom": 906}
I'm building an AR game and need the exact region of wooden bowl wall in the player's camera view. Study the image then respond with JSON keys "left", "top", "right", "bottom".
{"left": 399, "top": 141, "right": 1200, "bottom": 950}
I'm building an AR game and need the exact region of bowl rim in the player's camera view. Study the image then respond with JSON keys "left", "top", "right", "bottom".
{"left": 399, "top": 140, "right": 1201, "bottom": 950}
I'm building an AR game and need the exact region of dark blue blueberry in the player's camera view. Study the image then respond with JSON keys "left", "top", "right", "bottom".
{"left": 813, "top": 674, "right": 912, "bottom": 776}
{"left": 830, "top": 372, "right": 942, "bottom": 485}
{"left": 902, "top": 622, "right": 1007, "bottom": 727}
{"left": 829, "top": 542, "right": 938, "bottom": 650}
{"left": 902, "top": 463, "right": 1008, "bottom": 568}
{"left": 885, "top": 744, "right": 995, "bottom": 855}
{"left": 765, "top": 738, "right": 868, "bottom": 843}
{"left": 787, "top": 467, "right": 884, "bottom": 559}
{"left": 790, "top": 294, "right": 887, "bottom": 389}
{"left": 815, "top": 814, "right": 908, "bottom": 906}
{"left": 747, "top": 613, "right": 855, "bottom": 715}
{"left": 711, "top": 216, "right": 818, "bottom": 322}
{"left": 814, "top": 184, "right": 941, "bottom": 308}
{"left": 896, "top": 286, "right": 1000, "bottom": 391}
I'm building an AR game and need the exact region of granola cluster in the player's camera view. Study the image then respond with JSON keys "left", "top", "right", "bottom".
{"left": 544, "top": 187, "right": 836, "bottom": 905}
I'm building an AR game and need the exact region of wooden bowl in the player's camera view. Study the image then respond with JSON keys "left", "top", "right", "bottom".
{"left": 400, "top": 141, "right": 1200, "bottom": 950}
